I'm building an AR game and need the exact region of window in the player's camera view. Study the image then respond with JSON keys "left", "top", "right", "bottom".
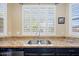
{"left": 22, "top": 4, "right": 56, "bottom": 36}
{"left": 69, "top": 4, "right": 79, "bottom": 35}
{"left": 0, "top": 3, "right": 7, "bottom": 35}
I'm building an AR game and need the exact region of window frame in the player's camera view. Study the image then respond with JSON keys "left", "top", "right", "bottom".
{"left": 0, "top": 3, "right": 7, "bottom": 36}
{"left": 69, "top": 3, "right": 79, "bottom": 36}
{"left": 22, "top": 3, "right": 56, "bottom": 36}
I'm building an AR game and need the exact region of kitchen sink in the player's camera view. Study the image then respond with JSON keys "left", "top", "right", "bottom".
{"left": 27, "top": 39, "right": 52, "bottom": 45}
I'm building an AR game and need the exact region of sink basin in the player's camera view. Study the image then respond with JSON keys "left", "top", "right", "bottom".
{"left": 27, "top": 39, "right": 52, "bottom": 45}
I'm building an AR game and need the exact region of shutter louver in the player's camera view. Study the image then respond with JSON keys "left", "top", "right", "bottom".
{"left": 71, "top": 4, "right": 79, "bottom": 34}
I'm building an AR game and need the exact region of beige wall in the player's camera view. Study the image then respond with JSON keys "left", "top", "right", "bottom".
{"left": 7, "top": 3, "right": 22, "bottom": 36}
{"left": 7, "top": 3, "right": 68, "bottom": 36}
{"left": 56, "top": 4, "right": 66, "bottom": 36}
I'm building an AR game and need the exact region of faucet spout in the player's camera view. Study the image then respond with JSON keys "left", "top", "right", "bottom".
{"left": 37, "top": 40, "right": 41, "bottom": 44}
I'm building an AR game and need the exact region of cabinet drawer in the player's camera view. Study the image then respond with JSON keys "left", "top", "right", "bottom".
{"left": 11, "top": 48, "right": 23, "bottom": 51}
{"left": 24, "top": 52, "right": 55, "bottom": 56}
{"left": 0, "top": 48, "right": 12, "bottom": 52}
{"left": 56, "top": 52, "right": 79, "bottom": 56}
{"left": 12, "top": 51, "right": 24, "bottom": 56}
{"left": 56, "top": 48, "right": 79, "bottom": 53}
{"left": 0, "top": 52, "right": 12, "bottom": 56}
{"left": 24, "top": 48, "right": 55, "bottom": 53}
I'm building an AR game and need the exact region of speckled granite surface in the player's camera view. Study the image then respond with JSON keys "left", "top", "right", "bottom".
{"left": 0, "top": 37, "right": 79, "bottom": 48}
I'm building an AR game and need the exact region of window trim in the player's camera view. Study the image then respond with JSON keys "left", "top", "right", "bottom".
{"left": 3, "top": 11, "right": 7, "bottom": 36}
{"left": 22, "top": 3, "right": 56, "bottom": 36}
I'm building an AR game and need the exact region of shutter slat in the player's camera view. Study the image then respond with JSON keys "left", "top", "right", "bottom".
{"left": 71, "top": 4, "right": 79, "bottom": 34}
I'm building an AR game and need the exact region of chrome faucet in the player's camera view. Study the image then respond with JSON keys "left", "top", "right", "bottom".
{"left": 35, "top": 26, "right": 42, "bottom": 39}
{"left": 37, "top": 40, "right": 41, "bottom": 44}
{"left": 27, "top": 26, "right": 52, "bottom": 45}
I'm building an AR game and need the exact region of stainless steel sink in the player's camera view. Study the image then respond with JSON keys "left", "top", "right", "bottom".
{"left": 26, "top": 29, "right": 52, "bottom": 45}
{"left": 27, "top": 39, "right": 52, "bottom": 45}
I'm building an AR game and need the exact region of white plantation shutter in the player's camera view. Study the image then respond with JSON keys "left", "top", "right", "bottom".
{"left": 70, "top": 4, "right": 79, "bottom": 35}
{"left": 22, "top": 4, "right": 56, "bottom": 36}
{"left": 0, "top": 3, "right": 7, "bottom": 35}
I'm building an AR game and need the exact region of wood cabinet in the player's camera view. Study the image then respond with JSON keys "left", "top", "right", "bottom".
{"left": 0, "top": 48, "right": 79, "bottom": 56}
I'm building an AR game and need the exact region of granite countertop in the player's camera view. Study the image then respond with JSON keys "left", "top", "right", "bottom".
{"left": 0, "top": 37, "right": 79, "bottom": 48}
